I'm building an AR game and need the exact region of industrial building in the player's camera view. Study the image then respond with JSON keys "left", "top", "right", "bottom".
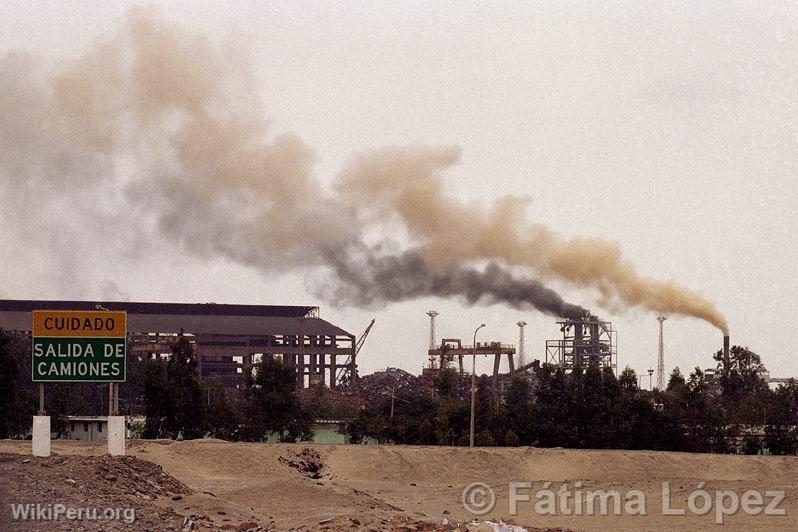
{"left": 0, "top": 299, "right": 357, "bottom": 388}
{"left": 545, "top": 314, "right": 617, "bottom": 372}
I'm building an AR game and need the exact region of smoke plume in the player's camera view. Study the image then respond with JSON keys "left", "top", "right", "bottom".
{"left": 339, "top": 146, "right": 729, "bottom": 333}
{"left": 323, "top": 245, "right": 588, "bottom": 319}
{"left": 0, "top": 10, "right": 727, "bottom": 331}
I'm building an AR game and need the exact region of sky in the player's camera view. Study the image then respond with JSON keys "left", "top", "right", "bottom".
{"left": 0, "top": 1, "right": 796, "bottom": 381}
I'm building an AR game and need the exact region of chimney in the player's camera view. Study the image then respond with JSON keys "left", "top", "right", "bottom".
{"left": 426, "top": 310, "right": 439, "bottom": 349}
{"left": 723, "top": 335, "right": 730, "bottom": 370}
{"left": 516, "top": 321, "right": 527, "bottom": 368}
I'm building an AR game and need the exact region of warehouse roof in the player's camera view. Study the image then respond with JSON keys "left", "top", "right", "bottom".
{"left": 0, "top": 300, "right": 317, "bottom": 317}
{"left": 0, "top": 300, "right": 352, "bottom": 337}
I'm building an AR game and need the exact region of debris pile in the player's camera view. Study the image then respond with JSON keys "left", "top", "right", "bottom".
{"left": 356, "top": 367, "right": 419, "bottom": 401}
{"left": 306, "top": 514, "right": 570, "bottom": 531}
{"left": 94, "top": 454, "right": 191, "bottom": 498}
{"left": 278, "top": 448, "right": 324, "bottom": 479}
{"left": 298, "top": 367, "right": 421, "bottom": 415}
{"left": 0, "top": 453, "right": 190, "bottom": 530}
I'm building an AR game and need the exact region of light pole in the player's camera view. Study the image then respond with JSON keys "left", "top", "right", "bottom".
{"left": 469, "top": 323, "right": 486, "bottom": 448}
{"left": 647, "top": 368, "right": 654, "bottom": 391}
{"left": 96, "top": 305, "right": 116, "bottom": 416}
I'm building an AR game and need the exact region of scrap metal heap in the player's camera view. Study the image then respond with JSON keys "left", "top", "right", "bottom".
{"left": 545, "top": 314, "right": 617, "bottom": 372}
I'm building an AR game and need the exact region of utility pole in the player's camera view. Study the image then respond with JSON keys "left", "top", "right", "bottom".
{"left": 469, "top": 323, "right": 486, "bottom": 448}
{"left": 656, "top": 316, "right": 667, "bottom": 390}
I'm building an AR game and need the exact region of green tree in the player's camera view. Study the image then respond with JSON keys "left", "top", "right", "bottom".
{"left": 244, "top": 356, "right": 312, "bottom": 442}
{"left": 142, "top": 335, "right": 206, "bottom": 439}
{"left": 533, "top": 365, "right": 571, "bottom": 447}
{"left": 205, "top": 381, "right": 242, "bottom": 441}
{"left": 0, "top": 329, "right": 34, "bottom": 438}
{"left": 504, "top": 377, "right": 534, "bottom": 444}
{"left": 764, "top": 381, "right": 798, "bottom": 455}
{"left": 142, "top": 358, "right": 171, "bottom": 438}
{"left": 164, "top": 335, "right": 205, "bottom": 439}
{"left": 434, "top": 397, "right": 469, "bottom": 445}
{"left": 714, "top": 345, "right": 768, "bottom": 403}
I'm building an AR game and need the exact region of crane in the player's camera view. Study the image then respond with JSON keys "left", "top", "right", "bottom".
{"left": 336, "top": 318, "right": 375, "bottom": 387}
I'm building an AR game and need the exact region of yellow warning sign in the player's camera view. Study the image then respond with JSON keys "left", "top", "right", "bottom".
{"left": 32, "top": 310, "right": 126, "bottom": 338}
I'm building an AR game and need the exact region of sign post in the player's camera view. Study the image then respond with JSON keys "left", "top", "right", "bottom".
{"left": 31, "top": 310, "right": 127, "bottom": 456}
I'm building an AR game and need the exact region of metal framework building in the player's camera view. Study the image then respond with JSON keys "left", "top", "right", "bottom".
{"left": 425, "top": 338, "right": 517, "bottom": 393}
{"left": 0, "top": 300, "right": 356, "bottom": 388}
{"left": 545, "top": 315, "right": 617, "bottom": 372}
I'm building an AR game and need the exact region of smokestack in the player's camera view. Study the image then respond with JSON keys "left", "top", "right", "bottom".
{"left": 656, "top": 316, "right": 667, "bottom": 390}
{"left": 516, "top": 321, "right": 527, "bottom": 368}
{"left": 426, "top": 310, "right": 439, "bottom": 349}
{"left": 723, "top": 335, "right": 730, "bottom": 371}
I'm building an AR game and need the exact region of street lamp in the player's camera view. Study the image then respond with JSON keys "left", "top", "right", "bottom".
{"left": 469, "top": 323, "right": 486, "bottom": 448}
{"left": 647, "top": 368, "right": 654, "bottom": 391}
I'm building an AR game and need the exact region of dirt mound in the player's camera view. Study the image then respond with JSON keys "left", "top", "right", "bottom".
{"left": 279, "top": 448, "right": 325, "bottom": 479}
{"left": 3, "top": 440, "right": 797, "bottom": 530}
{"left": 0, "top": 452, "right": 190, "bottom": 530}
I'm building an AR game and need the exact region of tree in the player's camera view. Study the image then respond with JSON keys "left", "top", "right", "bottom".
{"left": 504, "top": 377, "right": 534, "bottom": 444}
{"left": 245, "top": 356, "right": 312, "bottom": 442}
{"left": 666, "top": 367, "right": 686, "bottom": 394}
{"left": 164, "top": 335, "right": 205, "bottom": 439}
{"left": 434, "top": 397, "right": 469, "bottom": 445}
{"left": 533, "top": 365, "right": 571, "bottom": 447}
{"left": 764, "top": 381, "right": 798, "bottom": 455}
{"left": 142, "top": 335, "right": 205, "bottom": 439}
{"left": 142, "top": 358, "right": 171, "bottom": 438}
{"left": 0, "top": 329, "right": 34, "bottom": 438}
{"left": 714, "top": 345, "right": 768, "bottom": 404}
{"left": 433, "top": 368, "right": 460, "bottom": 398}
{"left": 205, "top": 381, "right": 242, "bottom": 441}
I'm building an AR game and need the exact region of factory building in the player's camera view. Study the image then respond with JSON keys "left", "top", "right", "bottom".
{"left": 0, "top": 300, "right": 356, "bottom": 388}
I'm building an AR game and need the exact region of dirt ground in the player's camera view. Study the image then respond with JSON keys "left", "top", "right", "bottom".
{"left": 0, "top": 439, "right": 796, "bottom": 531}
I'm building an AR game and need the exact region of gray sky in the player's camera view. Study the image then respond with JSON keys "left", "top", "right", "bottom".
{"left": 1, "top": 1, "right": 796, "bottom": 379}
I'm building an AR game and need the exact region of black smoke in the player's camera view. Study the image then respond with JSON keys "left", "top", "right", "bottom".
{"left": 320, "top": 244, "right": 588, "bottom": 319}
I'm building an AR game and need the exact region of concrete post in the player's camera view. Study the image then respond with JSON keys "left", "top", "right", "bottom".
{"left": 32, "top": 416, "right": 50, "bottom": 457}
{"left": 107, "top": 416, "right": 126, "bottom": 456}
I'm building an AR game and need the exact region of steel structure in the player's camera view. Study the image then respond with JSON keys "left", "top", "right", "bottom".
{"left": 426, "top": 338, "right": 516, "bottom": 393}
{"left": 0, "top": 299, "right": 356, "bottom": 389}
{"left": 336, "top": 319, "right": 375, "bottom": 386}
{"left": 516, "top": 321, "right": 527, "bottom": 369}
{"left": 545, "top": 315, "right": 616, "bottom": 372}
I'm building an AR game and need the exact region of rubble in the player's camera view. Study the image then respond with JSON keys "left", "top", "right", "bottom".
{"left": 0, "top": 452, "right": 190, "bottom": 530}
{"left": 278, "top": 448, "right": 325, "bottom": 479}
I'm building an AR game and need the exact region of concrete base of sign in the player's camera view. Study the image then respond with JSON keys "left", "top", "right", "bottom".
{"left": 107, "top": 416, "right": 125, "bottom": 456}
{"left": 32, "top": 416, "right": 50, "bottom": 457}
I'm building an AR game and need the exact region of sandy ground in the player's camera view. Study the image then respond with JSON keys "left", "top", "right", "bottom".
{"left": 1, "top": 439, "right": 796, "bottom": 531}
